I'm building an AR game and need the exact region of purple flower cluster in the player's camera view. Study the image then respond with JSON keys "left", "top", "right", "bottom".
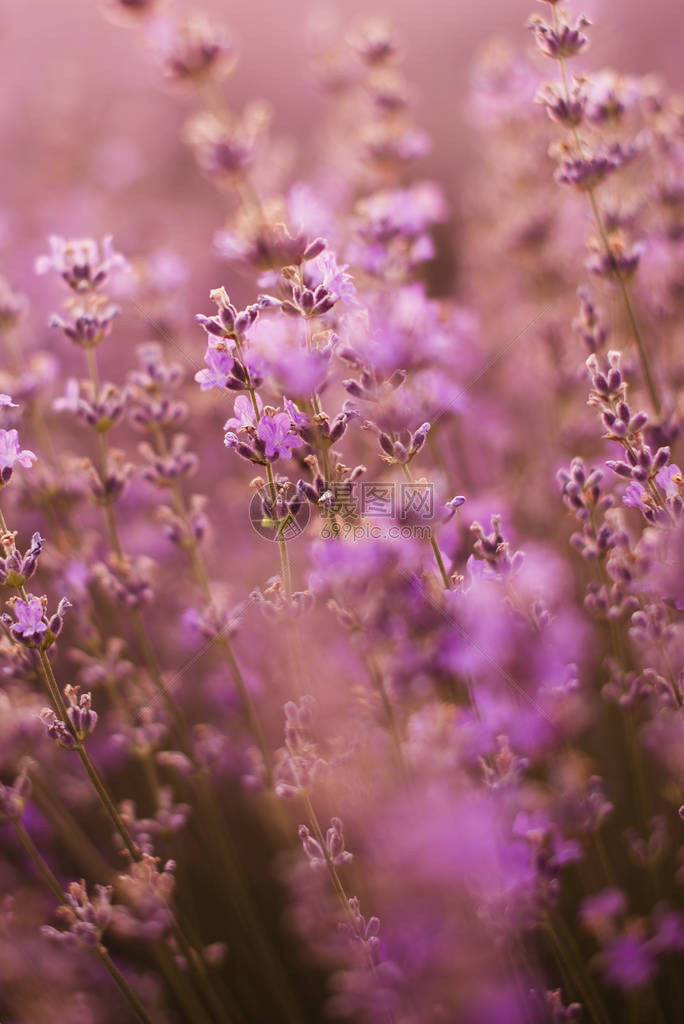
{"left": 0, "top": 2, "right": 682, "bottom": 1023}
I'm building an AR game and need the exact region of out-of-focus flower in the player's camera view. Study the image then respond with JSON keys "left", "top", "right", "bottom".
{"left": 35, "top": 236, "right": 128, "bottom": 292}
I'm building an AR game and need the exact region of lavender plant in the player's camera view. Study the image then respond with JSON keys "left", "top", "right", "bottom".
{"left": 0, "top": 1, "right": 682, "bottom": 1021}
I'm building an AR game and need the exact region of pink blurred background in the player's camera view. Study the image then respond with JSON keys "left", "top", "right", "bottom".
{"left": 1, "top": 0, "right": 682, "bottom": 303}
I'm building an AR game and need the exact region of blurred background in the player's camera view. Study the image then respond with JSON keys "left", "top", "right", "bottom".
{"left": 1, "top": 0, "right": 682, "bottom": 307}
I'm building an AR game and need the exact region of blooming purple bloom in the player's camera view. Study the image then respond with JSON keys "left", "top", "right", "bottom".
{"left": 623, "top": 481, "right": 647, "bottom": 511}
{"left": 0, "top": 429, "right": 37, "bottom": 481}
{"left": 9, "top": 596, "right": 47, "bottom": 640}
{"left": 194, "top": 346, "right": 235, "bottom": 391}
{"left": 257, "top": 413, "right": 304, "bottom": 460}
{"left": 655, "top": 462, "right": 681, "bottom": 499}
{"left": 283, "top": 397, "right": 310, "bottom": 429}
{"left": 35, "top": 235, "right": 128, "bottom": 291}
{"left": 304, "top": 251, "right": 356, "bottom": 306}
{"left": 223, "top": 394, "right": 263, "bottom": 433}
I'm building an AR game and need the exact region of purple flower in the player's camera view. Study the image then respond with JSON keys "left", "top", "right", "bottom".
{"left": 655, "top": 462, "right": 681, "bottom": 499}
{"left": 223, "top": 394, "right": 262, "bottom": 433}
{"left": 35, "top": 235, "right": 128, "bottom": 291}
{"left": 623, "top": 481, "right": 647, "bottom": 511}
{"left": 194, "top": 346, "right": 234, "bottom": 391}
{"left": 304, "top": 251, "right": 356, "bottom": 305}
{"left": 257, "top": 413, "right": 304, "bottom": 460}
{"left": 10, "top": 596, "right": 47, "bottom": 640}
{"left": 283, "top": 397, "right": 310, "bottom": 429}
{"left": 0, "top": 429, "right": 37, "bottom": 482}
{"left": 0, "top": 394, "right": 17, "bottom": 408}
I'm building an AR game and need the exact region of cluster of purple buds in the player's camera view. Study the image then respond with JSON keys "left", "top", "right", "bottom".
{"left": 158, "top": 493, "right": 209, "bottom": 547}
{"left": 93, "top": 556, "right": 154, "bottom": 609}
{"left": 297, "top": 461, "right": 365, "bottom": 514}
{"left": 64, "top": 685, "right": 98, "bottom": 740}
{"left": 514, "top": 812, "right": 581, "bottom": 907}
{"left": 54, "top": 379, "right": 128, "bottom": 432}
{"left": 227, "top": 410, "right": 304, "bottom": 464}
{"left": 185, "top": 106, "right": 267, "bottom": 179}
{"left": 0, "top": 763, "right": 31, "bottom": 823}
{"left": 608, "top": 445, "right": 671, "bottom": 485}
{"left": 128, "top": 343, "right": 187, "bottom": 429}
{"left": 528, "top": 12, "right": 591, "bottom": 60}
{"left": 252, "top": 475, "right": 305, "bottom": 529}
{"left": 299, "top": 817, "right": 354, "bottom": 870}
{"left": 153, "top": 13, "right": 236, "bottom": 85}
{"left": 348, "top": 17, "right": 400, "bottom": 66}
{"left": 42, "top": 881, "right": 113, "bottom": 949}
{"left": 183, "top": 595, "right": 243, "bottom": 643}
{"left": 196, "top": 287, "right": 260, "bottom": 343}
{"left": 35, "top": 235, "right": 127, "bottom": 293}
{"left": 537, "top": 80, "right": 585, "bottom": 126}
{"left": 250, "top": 579, "right": 314, "bottom": 620}
{"left": 553, "top": 141, "right": 637, "bottom": 191}
{"left": 342, "top": 897, "right": 381, "bottom": 962}
{"left": 120, "top": 787, "right": 190, "bottom": 855}
{"left": 257, "top": 245, "right": 352, "bottom": 320}
{"left": 369, "top": 420, "right": 430, "bottom": 465}
{"left": 586, "top": 231, "right": 642, "bottom": 278}
{"left": 583, "top": 71, "right": 642, "bottom": 124}
{"left": 341, "top": 361, "right": 406, "bottom": 403}
{"left": 573, "top": 288, "right": 608, "bottom": 355}
{"left": 3, "top": 594, "right": 70, "bottom": 649}
{"left": 585, "top": 579, "right": 639, "bottom": 621}
{"left": 274, "top": 697, "right": 327, "bottom": 798}
{"left": 480, "top": 735, "right": 529, "bottom": 790}
{"left": 110, "top": 855, "right": 176, "bottom": 942}
{"left": 40, "top": 708, "right": 79, "bottom": 751}
{"left": 138, "top": 434, "right": 198, "bottom": 486}
{"left": 84, "top": 448, "right": 134, "bottom": 505}
{"left": 49, "top": 302, "right": 120, "bottom": 349}
{"left": 470, "top": 515, "right": 525, "bottom": 579}
{"left": 0, "top": 531, "right": 43, "bottom": 588}
{"left": 558, "top": 459, "right": 610, "bottom": 515}
{"left": 298, "top": 410, "right": 351, "bottom": 450}
{"left": 113, "top": 705, "right": 169, "bottom": 759}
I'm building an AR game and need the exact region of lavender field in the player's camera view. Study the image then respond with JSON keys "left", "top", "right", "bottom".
{"left": 0, "top": 1, "right": 683, "bottom": 1021}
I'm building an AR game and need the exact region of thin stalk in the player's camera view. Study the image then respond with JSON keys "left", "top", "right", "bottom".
{"left": 367, "top": 658, "right": 408, "bottom": 782}
{"left": 152, "top": 426, "right": 273, "bottom": 784}
{"left": 11, "top": 820, "right": 153, "bottom": 1024}
{"left": 547, "top": 919, "right": 611, "bottom": 1024}
{"left": 172, "top": 922, "right": 236, "bottom": 1024}
{"left": 401, "top": 464, "right": 451, "bottom": 588}
{"left": 551, "top": 5, "right": 661, "bottom": 415}
{"left": 235, "top": 336, "right": 292, "bottom": 596}
{"left": 36, "top": 647, "right": 140, "bottom": 860}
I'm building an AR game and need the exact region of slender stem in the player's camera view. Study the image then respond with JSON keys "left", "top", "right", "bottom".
{"left": 172, "top": 922, "right": 235, "bottom": 1024}
{"left": 367, "top": 658, "right": 408, "bottom": 781}
{"left": 151, "top": 425, "right": 273, "bottom": 784}
{"left": 235, "top": 337, "right": 293, "bottom": 596}
{"left": 36, "top": 648, "right": 140, "bottom": 860}
{"left": 11, "top": 820, "right": 153, "bottom": 1024}
{"left": 96, "top": 948, "right": 155, "bottom": 1024}
{"left": 401, "top": 464, "right": 451, "bottom": 588}
{"left": 13, "top": 820, "right": 65, "bottom": 902}
{"left": 551, "top": 5, "right": 662, "bottom": 415}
